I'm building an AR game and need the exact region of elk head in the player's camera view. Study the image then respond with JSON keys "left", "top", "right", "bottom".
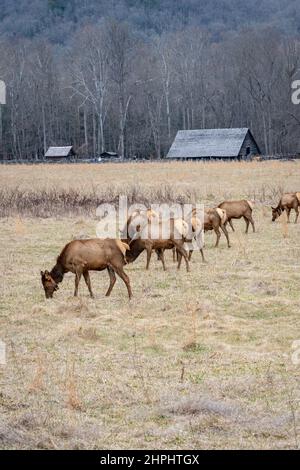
{"left": 40, "top": 270, "right": 59, "bottom": 298}
{"left": 271, "top": 206, "right": 281, "bottom": 222}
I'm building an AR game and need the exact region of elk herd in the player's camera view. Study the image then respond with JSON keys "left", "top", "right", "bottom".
{"left": 41, "top": 192, "right": 300, "bottom": 300}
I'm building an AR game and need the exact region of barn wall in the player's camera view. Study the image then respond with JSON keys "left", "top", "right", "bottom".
{"left": 239, "top": 132, "right": 260, "bottom": 159}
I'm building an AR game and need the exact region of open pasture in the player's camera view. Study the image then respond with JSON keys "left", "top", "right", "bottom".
{"left": 0, "top": 161, "right": 300, "bottom": 449}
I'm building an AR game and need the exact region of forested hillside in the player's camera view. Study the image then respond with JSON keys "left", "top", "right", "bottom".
{"left": 0, "top": 0, "right": 300, "bottom": 159}
{"left": 1, "top": 0, "right": 300, "bottom": 41}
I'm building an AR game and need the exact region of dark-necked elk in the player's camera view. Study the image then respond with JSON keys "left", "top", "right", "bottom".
{"left": 41, "top": 238, "right": 132, "bottom": 299}
{"left": 125, "top": 216, "right": 191, "bottom": 272}
{"left": 218, "top": 200, "right": 255, "bottom": 233}
{"left": 203, "top": 207, "right": 230, "bottom": 248}
{"left": 271, "top": 192, "right": 300, "bottom": 223}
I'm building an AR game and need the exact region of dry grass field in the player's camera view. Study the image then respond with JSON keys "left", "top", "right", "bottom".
{"left": 1, "top": 161, "right": 300, "bottom": 449}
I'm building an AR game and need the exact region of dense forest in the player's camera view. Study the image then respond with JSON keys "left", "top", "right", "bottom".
{"left": 0, "top": 0, "right": 300, "bottom": 159}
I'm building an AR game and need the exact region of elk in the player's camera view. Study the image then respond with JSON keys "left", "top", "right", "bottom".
{"left": 202, "top": 207, "right": 230, "bottom": 248}
{"left": 173, "top": 211, "right": 206, "bottom": 264}
{"left": 41, "top": 238, "right": 132, "bottom": 299}
{"left": 271, "top": 192, "right": 300, "bottom": 223}
{"left": 218, "top": 200, "right": 255, "bottom": 233}
{"left": 125, "top": 217, "right": 191, "bottom": 272}
{"left": 120, "top": 208, "right": 159, "bottom": 239}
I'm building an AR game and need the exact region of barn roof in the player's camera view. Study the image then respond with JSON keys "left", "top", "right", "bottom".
{"left": 45, "top": 146, "right": 74, "bottom": 158}
{"left": 167, "top": 128, "right": 253, "bottom": 159}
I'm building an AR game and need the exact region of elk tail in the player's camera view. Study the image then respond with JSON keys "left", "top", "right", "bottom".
{"left": 216, "top": 208, "right": 227, "bottom": 225}
{"left": 116, "top": 239, "right": 130, "bottom": 262}
{"left": 246, "top": 200, "right": 254, "bottom": 210}
{"left": 174, "top": 218, "right": 189, "bottom": 238}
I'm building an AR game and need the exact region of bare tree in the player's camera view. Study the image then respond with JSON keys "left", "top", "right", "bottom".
{"left": 106, "top": 20, "right": 135, "bottom": 158}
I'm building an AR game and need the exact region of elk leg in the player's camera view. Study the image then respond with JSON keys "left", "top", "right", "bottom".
{"left": 286, "top": 207, "right": 291, "bottom": 223}
{"left": 200, "top": 248, "right": 206, "bottom": 262}
{"left": 188, "top": 249, "right": 193, "bottom": 261}
{"left": 295, "top": 207, "right": 299, "bottom": 224}
{"left": 214, "top": 227, "right": 221, "bottom": 247}
{"left": 145, "top": 247, "right": 152, "bottom": 270}
{"left": 221, "top": 225, "right": 231, "bottom": 248}
{"left": 74, "top": 272, "right": 82, "bottom": 297}
{"left": 114, "top": 266, "right": 132, "bottom": 299}
{"left": 228, "top": 219, "right": 235, "bottom": 232}
{"left": 244, "top": 216, "right": 250, "bottom": 233}
{"left": 105, "top": 266, "right": 116, "bottom": 297}
{"left": 157, "top": 249, "right": 166, "bottom": 271}
{"left": 172, "top": 247, "right": 176, "bottom": 262}
{"left": 83, "top": 271, "right": 94, "bottom": 298}
{"left": 177, "top": 251, "right": 183, "bottom": 270}
{"left": 174, "top": 242, "right": 190, "bottom": 272}
{"left": 249, "top": 216, "right": 255, "bottom": 232}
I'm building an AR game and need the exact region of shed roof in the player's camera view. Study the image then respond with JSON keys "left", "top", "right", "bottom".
{"left": 167, "top": 128, "right": 254, "bottom": 159}
{"left": 100, "top": 151, "right": 119, "bottom": 157}
{"left": 45, "top": 146, "right": 74, "bottom": 158}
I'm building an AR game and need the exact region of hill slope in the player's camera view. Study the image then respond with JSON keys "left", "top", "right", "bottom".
{"left": 0, "top": 0, "right": 299, "bottom": 42}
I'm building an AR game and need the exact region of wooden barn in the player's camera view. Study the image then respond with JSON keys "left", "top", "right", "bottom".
{"left": 166, "top": 128, "right": 261, "bottom": 160}
{"left": 45, "top": 146, "right": 76, "bottom": 161}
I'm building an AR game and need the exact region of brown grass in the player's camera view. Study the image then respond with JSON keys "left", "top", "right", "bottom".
{"left": 0, "top": 160, "right": 299, "bottom": 217}
{"left": 0, "top": 161, "right": 300, "bottom": 449}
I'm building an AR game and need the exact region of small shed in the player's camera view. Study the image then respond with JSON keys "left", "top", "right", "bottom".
{"left": 45, "top": 146, "right": 76, "bottom": 161}
{"left": 166, "top": 128, "right": 261, "bottom": 160}
{"left": 100, "top": 151, "right": 119, "bottom": 159}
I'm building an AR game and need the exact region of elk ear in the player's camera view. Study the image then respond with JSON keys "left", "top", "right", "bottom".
{"left": 40, "top": 271, "right": 44, "bottom": 276}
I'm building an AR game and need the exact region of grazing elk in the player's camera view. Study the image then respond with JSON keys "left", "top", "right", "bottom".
{"left": 120, "top": 208, "right": 159, "bottom": 239}
{"left": 41, "top": 238, "right": 132, "bottom": 299}
{"left": 203, "top": 207, "right": 230, "bottom": 248}
{"left": 173, "top": 211, "right": 206, "bottom": 264}
{"left": 218, "top": 200, "right": 255, "bottom": 233}
{"left": 125, "top": 217, "right": 191, "bottom": 272}
{"left": 271, "top": 192, "right": 300, "bottom": 223}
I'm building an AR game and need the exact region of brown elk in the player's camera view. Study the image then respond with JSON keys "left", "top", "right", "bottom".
{"left": 173, "top": 211, "right": 206, "bottom": 264}
{"left": 218, "top": 200, "right": 255, "bottom": 233}
{"left": 120, "top": 208, "right": 159, "bottom": 240}
{"left": 202, "top": 207, "right": 230, "bottom": 248}
{"left": 41, "top": 238, "right": 132, "bottom": 299}
{"left": 173, "top": 207, "right": 228, "bottom": 262}
{"left": 125, "top": 217, "right": 191, "bottom": 272}
{"left": 271, "top": 193, "right": 300, "bottom": 223}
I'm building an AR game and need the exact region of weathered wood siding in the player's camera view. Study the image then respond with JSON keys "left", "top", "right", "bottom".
{"left": 239, "top": 131, "right": 260, "bottom": 159}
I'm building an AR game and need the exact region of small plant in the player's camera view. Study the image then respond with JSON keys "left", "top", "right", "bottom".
{"left": 281, "top": 211, "right": 289, "bottom": 238}
{"left": 28, "top": 352, "right": 46, "bottom": 393}
{"left": 65, "top": 357, "right": 82, "bottom": 411}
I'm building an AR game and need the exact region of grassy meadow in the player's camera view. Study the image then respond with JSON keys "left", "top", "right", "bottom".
{"left": 0, "top": 160, "right": 300, "bottom": 449}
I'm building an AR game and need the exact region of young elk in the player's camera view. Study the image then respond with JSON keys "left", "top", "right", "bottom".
{"left": 271, "top": 193, "right": 300, "bottom": 223}
{"left": 218, "top": 200, "right": 255, "bottom": 233}
{"left": 41, "top": 238, "right": 132, "bottom": 299}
